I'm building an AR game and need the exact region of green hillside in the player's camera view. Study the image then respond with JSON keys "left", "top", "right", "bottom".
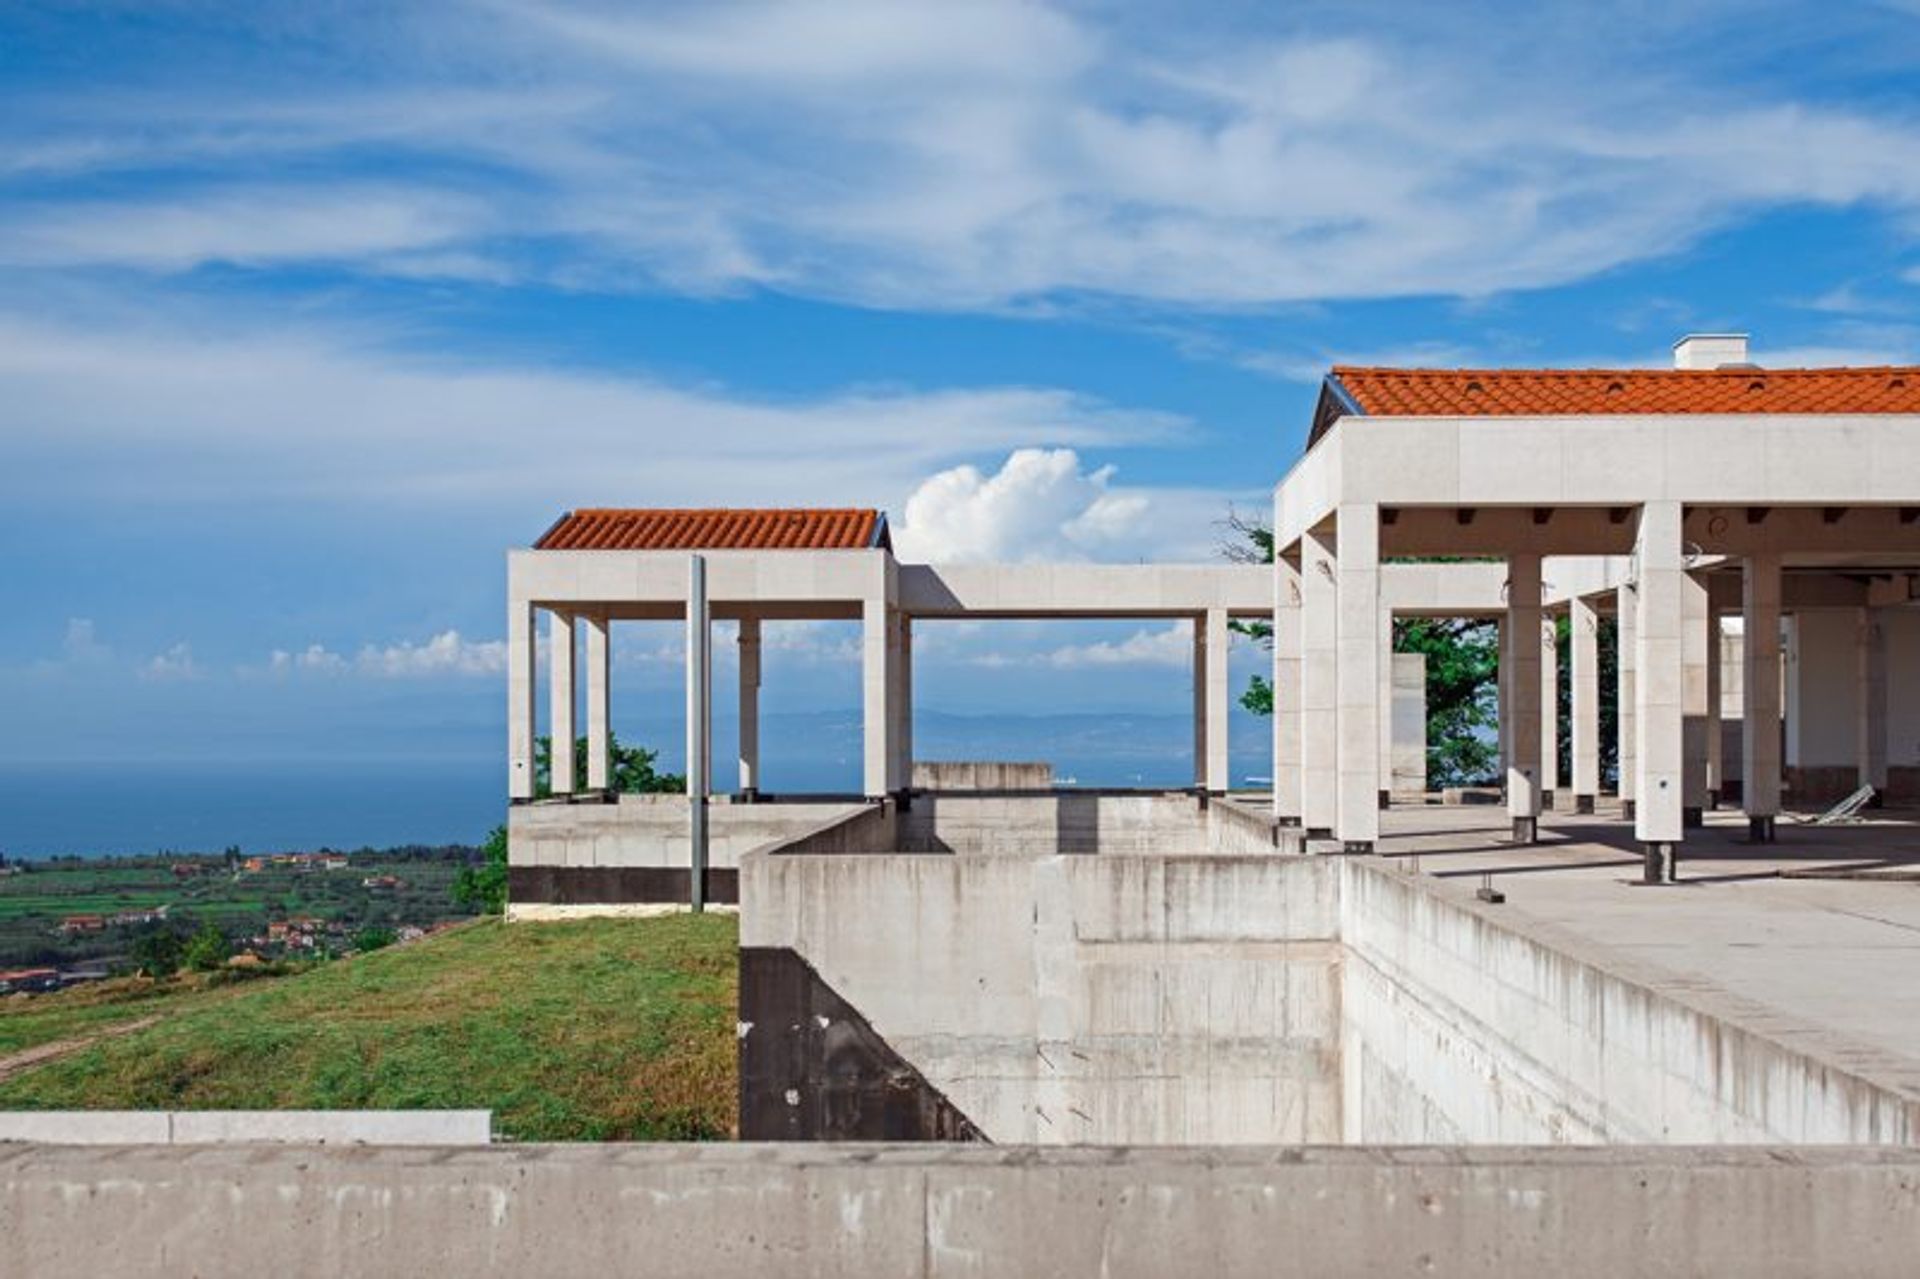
{"left": 0, "top": 915, "right": 737, "bottom": 1140}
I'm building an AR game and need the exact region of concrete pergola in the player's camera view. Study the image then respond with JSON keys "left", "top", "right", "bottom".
{"left": 1271, "top": 334, "right": 1920, "bottom": 874}
{"left": 506, "top": 510, "right": 1273, "bottom": 808}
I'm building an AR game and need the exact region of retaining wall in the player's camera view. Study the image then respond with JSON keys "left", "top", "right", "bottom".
{"left": 5, "top": 1143, "right": 1917, "bottom": 1279}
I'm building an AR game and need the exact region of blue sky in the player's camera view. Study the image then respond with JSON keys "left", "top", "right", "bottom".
{"left": 6, "top": 0, "right": 1920, "bottom": 786}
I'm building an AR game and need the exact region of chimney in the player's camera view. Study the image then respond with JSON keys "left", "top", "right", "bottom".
{"left": 1672, "top": 333, "right": 1750, "bottom": 370}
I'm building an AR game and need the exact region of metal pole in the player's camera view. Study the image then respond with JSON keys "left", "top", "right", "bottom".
{"left": 687, "top": 554, "right": 710, "bottom": 912}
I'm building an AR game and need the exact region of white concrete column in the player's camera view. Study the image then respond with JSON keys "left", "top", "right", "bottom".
{"left": 1860, "top": 607, "right": 1888, "bottom": 794}
{"left": 1273, "top": 551, "right": 1303, "bottom": 826}
{"left": 1205, "top": 606, "right": 1230, "bottom": 793}
{"left": 899, "top": 616, "right": 915, "bottom": 792}
{"left": 1616, "top": 585, "right": 1637, "bottom": 817}
{"left": 686, "top": 556, "right": 711, "bottom": 911}
{"left": 549, "top": 611, "right": 577, "bottom": 796}
{"left": 508, "top": 598, "right": 537, "bottom": 802}
{"left": 737, "top": 616, "right": 761, "bottom": 798}
{"left": 1506, "top": 553, "right": 1543, "bottom": 842}
{"left": 1742, "top": 553, "right": 1782, "bottom": 840}
{"left": 1496, "top": 617, "right": 1512, "bottom": 779}
{"left": 1334, "top": 503, "right": 1381, "bottom": 850}
{"left": 861, "top": 597, "right": 895, "bottom": 799}
{"left": 1377, "top": 603, "right": 1394, "bottom": 810}
{"left": 1682, "top": 572, "right": 1711, "bottom": 826}
{"left": 1570, "top": 595, "right": 1600, "bottom": 812}
{"left": 584, "top": 613, "right": 610, "bottom": 791}
{"left": 1635, "top": 502, "right": 1686, "bottom": 877}
{"left": 1300, "top": 522, "right": 1338, "bottom": 837}
{"left": 1540, "top": 613, "right": 1560, "bottom": 808}
{"left": 1706, "top": 608, "right": 1724, "bottom": 808}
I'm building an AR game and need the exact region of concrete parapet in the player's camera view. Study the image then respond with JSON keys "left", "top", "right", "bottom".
{"left": 0, "top": 1110, "right": 490, "bottom": 1146}
{"left": 4, "top": 1142, "right": 1918, "bottom": 1278}
{"left": 911, "top": 761, "right": 1053, "bottom": 790}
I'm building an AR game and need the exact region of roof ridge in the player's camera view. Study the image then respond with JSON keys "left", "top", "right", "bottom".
{"left": 1330, "top": 364, "right": 1920, "bottom": 377}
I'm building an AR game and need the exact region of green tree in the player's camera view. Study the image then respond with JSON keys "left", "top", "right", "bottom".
{"left": 353, "top": 925, "right": 398, "bottom": 952}
{"left": 130, "top": 928, "right": 184, "bottom": 979}
{"left": 453, "top": 826, "right": 508, "bottom": 915}
{"left": 534, "top": 732, "right": 684, "bottom": 798}
{"left": 1221, "top": 510, "right": 1503, "bottom": 789}
{"left": 183, "top": 920, "right": 231, "bottom": 972}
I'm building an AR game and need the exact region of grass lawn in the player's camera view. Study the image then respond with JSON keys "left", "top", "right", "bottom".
{"left": 0, "top": 915, "right": 739, "bottom": 1140}
{"left": 0, "top": 978, "right": 190, "bottom": 1056}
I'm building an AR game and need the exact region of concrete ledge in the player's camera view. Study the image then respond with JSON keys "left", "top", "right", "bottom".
{"left": 0, "top": 1110, "right": 491, "bottom": 1146}
{"left": 3, "top": 1142, "right": 1917, "bottom": 1277}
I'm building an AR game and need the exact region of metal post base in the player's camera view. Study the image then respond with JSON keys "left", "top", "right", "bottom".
{"left": 738, "top": 787, "right": 760, "bottom": 804}
{"left": 1621, "top": 800, "right": 1636, "bottom": 821}
{"left": 1541, "top": 789, "right": 1555, "bottom": 813}
{"left": 1574, "top": 793, "right": 1596, "bottom": 814}
{"left": 1340, "top": 840, "right": 1375, "bottom": 855}
{"left": 1306, "top": 827, "right": 1333, "bottom": 840}
{"left": 1277, "top": 815, "right": 1302, "bottom": 828}
{"left": 1682, "top": 807, "right": 1704, "bottom": 829}
{"left": 1378, "top": 789, "right": 1391, "bottom": 810}
{"left": 1641, "top": 840, "right": 1676, "bottom": 884}
{"left": 1748, "top": 815, "right": 1776, "bottom": 843}
{"left": 1511, "top": 816, "right": 1538, "bottom": 844}
{"left": 1706, "top": 789, "right": 1720, "bottom": 811}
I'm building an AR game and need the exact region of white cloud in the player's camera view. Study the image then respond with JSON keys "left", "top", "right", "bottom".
{"left": 269, "top": 631, "right": 506, "bottom": 679}
{"left": 61, "top": 618, "right": 109, "bottom": 665}
{"left": 966, "top": 623, "right": 1196, "bottom": 670}
{"left": 142, "top": 642, "right": 202, "bottom": 682}
{"left": 0, "top": 308, "right": 1184, "bottom": 512}
{"left": 894, "top": 448, "right": 1172, "bottom": 563}
{"left": 7, "top": 5, "right": 1920, "bottom": 307}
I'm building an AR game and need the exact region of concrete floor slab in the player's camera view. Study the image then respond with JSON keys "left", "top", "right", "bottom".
{"left": 1375, "top": 803, "right": 1920, "bottom": 1093}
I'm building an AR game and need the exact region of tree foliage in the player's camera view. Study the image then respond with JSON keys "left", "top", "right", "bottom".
{"left": 453, "top": 826, "right": 508, "bottom": 916}
{"left": 182, "top": 920, "right": 231, "bottom": 972}
{"left": 534, "top": 732, "right": 684, "bottom": 798}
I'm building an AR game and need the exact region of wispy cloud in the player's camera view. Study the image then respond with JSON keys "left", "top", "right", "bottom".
{"left": 269, "top": 631, "right": 505, "bottom": 679}
{"left": 7, "top": 3, "right": 1920, "bottom": 309}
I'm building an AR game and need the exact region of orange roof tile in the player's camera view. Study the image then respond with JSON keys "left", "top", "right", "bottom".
{"left": 535, "top": 508, "right": 888, "bottom": 551}
{"left": 1318, "top": 365, "right": 1920, "bottom": 438}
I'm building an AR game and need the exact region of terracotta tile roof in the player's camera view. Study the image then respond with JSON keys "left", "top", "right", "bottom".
{"left": 1312, "top": 365, "right": 1920, "bottom": 441}
{"left": 534, "top": 508, "right": 889, "bottom": 551}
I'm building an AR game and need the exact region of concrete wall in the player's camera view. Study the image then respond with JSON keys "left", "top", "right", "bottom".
{"left": 1340, "top": 862, "right": 1918, "bottom": 1144}
{"left": 8, "top": 1143, "right": 1919, "bottom": 1279}
{"left": 896, "top": 793, "right": 1265, "bottom": 856}
{"left": 741, "top": 850, "right": 1341, "bottom": 1144}
{"left": 912, "top": 761, "right": 1053, "bottom": 790}
{"left": 509, "top": 797, "right": 866, "bottom": 870}
{"left": 1788, "top": 609, "right": 1860, "bottom": 769}
{"left": 1883, "top": 608, "right": 1920, "bottom": 768}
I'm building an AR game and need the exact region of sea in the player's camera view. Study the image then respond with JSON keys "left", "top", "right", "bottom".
{"left": 0, "top": 712, "right": 1273, "bottom": 858}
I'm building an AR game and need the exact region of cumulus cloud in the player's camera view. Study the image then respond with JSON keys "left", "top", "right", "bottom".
{"left": 270, "top": 631, "right": 505, "bottom": 679}
{"left": 893, "top": 448, "right": 1161, "bottom": 563}
{"left": 141, "top": 642, "right": 202, "bottom": 682}
{"left": 60, "top": 618, "right": 109, "bottom": 665}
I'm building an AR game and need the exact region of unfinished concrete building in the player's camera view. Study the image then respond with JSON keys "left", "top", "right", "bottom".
{"left": 502, "top": 334, "right": 1920, "bottom": 1154}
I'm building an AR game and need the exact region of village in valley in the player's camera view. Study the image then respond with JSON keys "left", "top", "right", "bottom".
{"left": 0, "top": 842, "right": 484, "bottom": 994}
